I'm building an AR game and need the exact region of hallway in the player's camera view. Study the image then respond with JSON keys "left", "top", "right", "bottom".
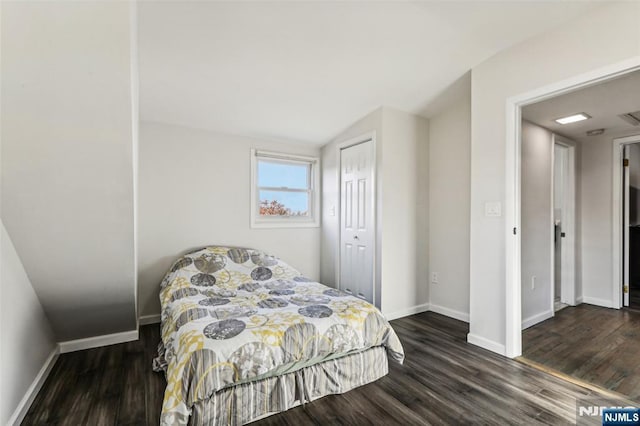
{"left": 523, "top": 304, "right": 640, "bottom": 401}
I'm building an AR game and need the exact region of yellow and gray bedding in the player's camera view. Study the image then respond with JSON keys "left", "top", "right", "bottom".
{"left": 157, "top": 246, "right": 404, "bottom": 425}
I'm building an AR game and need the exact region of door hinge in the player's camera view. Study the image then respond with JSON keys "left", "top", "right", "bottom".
{"left": 624, "top": 285, "right": 629, "bottom": 294}
{"left": 624, "top": 158, "right": 630, "bottom": 167}
{"left": 513, "top": 227, "right": 517, "bottom": 235}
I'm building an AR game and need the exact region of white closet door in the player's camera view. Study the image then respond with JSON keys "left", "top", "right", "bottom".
{"left": 340, "top": 141, "right": 374, "bottom": 302}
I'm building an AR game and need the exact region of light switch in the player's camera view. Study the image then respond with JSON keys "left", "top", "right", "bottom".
{"left": 485, "top": 202, "right": 502, "bottom": 217}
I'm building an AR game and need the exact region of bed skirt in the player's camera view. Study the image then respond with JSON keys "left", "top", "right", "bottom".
{"left": 188, "top": 346, "right": 389, "bottom": 425}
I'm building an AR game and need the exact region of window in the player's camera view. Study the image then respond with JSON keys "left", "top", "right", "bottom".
{"left": 250, "top": 149, "right": 320, "bottom": 228}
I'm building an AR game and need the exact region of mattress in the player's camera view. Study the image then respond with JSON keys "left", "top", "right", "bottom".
{"left": 157, "top": 246, "right": 404, "bottom": 425}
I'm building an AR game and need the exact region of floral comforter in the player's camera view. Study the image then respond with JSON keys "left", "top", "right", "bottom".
{"left": 158, "top": 246, "right": 404, "bottom": 425}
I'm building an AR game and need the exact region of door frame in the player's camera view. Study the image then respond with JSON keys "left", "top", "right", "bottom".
{"left": 550, "top": 135, "right": 577, "bottom": 313}
{"left": 505, "top": 56, "right": 640, "bottom": 358}
{"left": 335, "top": 132, "right": 378, "bottom": 307}
{"left": 613, "top": 134, "right": 640, "bottom": 309}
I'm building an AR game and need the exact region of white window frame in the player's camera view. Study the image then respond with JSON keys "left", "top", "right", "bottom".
{"left": 250, "top": 149, "right": 320, "bottom": 228}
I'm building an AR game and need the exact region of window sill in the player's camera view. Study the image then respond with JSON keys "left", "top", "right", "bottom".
{"left": 250, "top": 219, "right": 320, "bottom": 229}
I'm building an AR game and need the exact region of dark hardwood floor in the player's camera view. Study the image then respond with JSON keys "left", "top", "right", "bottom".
{"left": 630, "top": 284, "right": 640, "bottom": 311}
{"left": 23, "top": 312, "right": 634, "bottom": 425}
{"left": 523, "top": 304, "right": 640, "bottom": 402}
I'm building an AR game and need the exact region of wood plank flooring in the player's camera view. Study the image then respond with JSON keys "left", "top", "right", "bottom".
{"left": 23, "top": 312, "right": 635, "bottom": 425}
{"left": 630, "top": 285, "right": 640, "bottom": 311}
{"left": 523, "top": 304, "right": 640, "bottom": 402}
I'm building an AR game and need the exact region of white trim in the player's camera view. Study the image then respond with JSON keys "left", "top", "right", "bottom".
{"left": 582, "top": 296, "right": 614, "bottom": 309}
{"left": 505, "top": 56, "right": 640, "bottom": 359}
{"left": 428, "top": 304, "right": 470, "bottom": 323}
{"left": 466, "top": 333, "right": 506, "bottom": 356}
{"left": 504, "top": 93, "right": 522, "bottom": 359}
{"left": 549, "top": 137, "right": 556, "bottom": 315}
{"left": 130, "top": 0, "right": 140, "bottom": 327}
{"left": 559, "top": 137, "right": 577, "bottom": 306}
{"left": 250, "top": 148, "right": 320, "bottom": 229}
{"left": 8, "top": 347, "right": 59, "bottom": 426}
{"left": 139, "top": 314, "right": 161, "bottom": 325}
{"left": 624, "top": 144, "right": 631, "bottom": 307}
{"left": 575, "top": 295, "right": 584, "bottom": 305}
{"left": 522, "top": 309, "right": 554, "bottom": 330}
{"left": 253, "top": 149, "right": 318, "bottom": 163}
{"left": 384, "top": 303, "right": 430, "bottom": 321}
{"left": 58, "top": 329, "right": 139, "bottom": 354}
{"left": 551, "top": 136, "right": 578, "bottom": 309}
{"left": 612, "top": 134, "right": 640, "bottom": 309}
{"left": 335, "top": 132, "right": 378, "bottom": 308}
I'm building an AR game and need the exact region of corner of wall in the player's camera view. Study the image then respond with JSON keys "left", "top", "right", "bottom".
{"left": 1, "top": 222, "right": 57, "bottom": 425}
{"left": 426, "top": 95, "right": 472, "bottom": 320}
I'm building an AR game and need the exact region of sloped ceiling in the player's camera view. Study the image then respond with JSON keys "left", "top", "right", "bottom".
{"left": 2, "top": 2, "right": 138, "bottom": 341}
{"left": 138, "top": 1, "right": 603, "bottom": 145}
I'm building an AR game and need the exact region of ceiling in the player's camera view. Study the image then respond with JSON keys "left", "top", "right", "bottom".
{"left": 523, "top": 70, "right": 640, "bottom": 141}
{"left": 138, "top": 1, "right": 603, "bottom": 145}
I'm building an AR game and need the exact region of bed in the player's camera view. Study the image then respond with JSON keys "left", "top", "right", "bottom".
{"left": 154, "top": 246, "right": 405, "bottom": 425}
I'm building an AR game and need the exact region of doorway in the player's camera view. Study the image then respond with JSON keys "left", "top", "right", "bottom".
{"left": 519, "top": 123, "right": 577, "bottom": 330}
{"left": 505, "top": 60, "right": 640, "bottom": 358}
{"left": 517, "top": 70, "right": 640, "bottom": 401}
{"left": 552, "top": 137, "right": 576, "bottom": 312}
{"left": 617, "top": 137, "right": 640, "bottom": 310}
{"left": 339, "top": 138, "right": 375, "bottom": 303}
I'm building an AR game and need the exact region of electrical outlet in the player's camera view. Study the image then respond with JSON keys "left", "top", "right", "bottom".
{"left": 431, "top": 272, "right": 439, "bottom": 284}
{"left": 531, "top": 276, "right": 536, "bottom": 290}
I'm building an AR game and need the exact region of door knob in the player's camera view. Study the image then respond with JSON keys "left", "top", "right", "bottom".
{"left": 353, "top": 235, "right": 359, "bottom": 240}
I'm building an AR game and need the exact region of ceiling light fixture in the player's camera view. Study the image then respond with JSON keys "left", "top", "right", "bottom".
{"left": 619, "top": 111, "right": 640, "bottom": 126}
{"left": 554, "top": 113, "right": 591, "bottom": 125}
{"left": 586, "top": 128, "right": 605, "bottom": 136}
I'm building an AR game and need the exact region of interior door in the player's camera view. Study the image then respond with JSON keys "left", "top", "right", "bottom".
{"left": 624, "top": 145, "right": 631, "bottom": 307}
{"left": 556, "top": 142, "right": 576, "bottom": 306}
{"left": 340, "top": 140, "right": 374, "bottom": 302}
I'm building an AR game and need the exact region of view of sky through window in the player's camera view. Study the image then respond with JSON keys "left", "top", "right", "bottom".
{"left": 258, "top": 160, "right": 310, "bottom": 215}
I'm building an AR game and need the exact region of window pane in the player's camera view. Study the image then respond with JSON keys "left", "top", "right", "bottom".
{"left": 258, "top": 160, "right": 309, "bottom": 189}
{"left": 259, "top": 190, "right": 309, "bottom": 216}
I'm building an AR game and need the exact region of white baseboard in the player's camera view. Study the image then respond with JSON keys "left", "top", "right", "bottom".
{"left": 139, "top": 314, "right": 161, "bottom": 325}
{"left": 384, "top": 303, "right": 430, "bottom": 321}
{"left": 575, "top": 296, "right": 584, "bottom": 305}
{"left": 58, "top": 329, "right": 139, "bottom": 354}
{"left": 582, "top": 296, "right": 614, "bottom": 308}
{"left": 521, "top": 309, "right": 554, "bottom": 330}
{"left": 429, "top": 304, "right": 470, "bottom": 323}
{"left": 467, "top": 333, "right": 506, "bottom": 356}
{"left": 8, "top": 347, "right": 59, "bottom": 426}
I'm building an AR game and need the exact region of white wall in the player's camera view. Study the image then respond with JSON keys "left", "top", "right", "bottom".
{"left": 427, "top": 96, "right": 471, "bottom": 321}
{"left": 469, "top": 2, "right": 640, "bottom": 354}
{"left": 320, "top": 107, "right": 429, "bottom": 318}
{"left": 579, "top": 133, "right": 615, "bottom": 305}
{"left": 578, "top": 130, "right": 640, "bottom": 305}
{"left": 321, "top": 108, "right": 383, "bottom": 290}
{"left": 1, "top": 222, "right": 57, "bottom": 425}
{"left": 1, "top": 1, "right": 138, "bottom": 341}
{"left": 380, "top": 108, "right": 429, "bottom": 317}
{"left": 520, "top": 121, "right": 553, "bottom": 324}
{"left": 138, "top": 122, "right": 321, "bottom": 318}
